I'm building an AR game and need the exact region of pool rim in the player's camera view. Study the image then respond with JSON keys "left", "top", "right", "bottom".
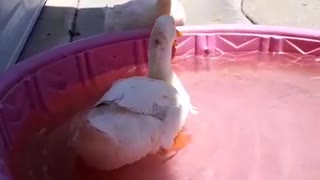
{"left": 1, "top": 24, "right": 320, "bottom": 98}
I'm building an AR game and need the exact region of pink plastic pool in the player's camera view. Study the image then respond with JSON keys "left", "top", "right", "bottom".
{"left": 1, "top": 25, "right": 320, "bottom": 180}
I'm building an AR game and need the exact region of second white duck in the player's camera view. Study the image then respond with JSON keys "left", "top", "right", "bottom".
{"left": 103, "top": 0, "right": 186, "bottom": 33}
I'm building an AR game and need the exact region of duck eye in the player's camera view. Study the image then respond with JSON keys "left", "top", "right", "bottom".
{"left": 154, "top": 39, "right": 160, "bottom": 45}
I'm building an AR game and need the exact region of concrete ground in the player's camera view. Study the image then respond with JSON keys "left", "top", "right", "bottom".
{"left": 17, "top": 0, "right": 320, "bottom": 62}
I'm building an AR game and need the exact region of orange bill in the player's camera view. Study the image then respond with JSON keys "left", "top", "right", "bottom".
{"left": 176, "top": 29, "right": 183, "bottom": 37}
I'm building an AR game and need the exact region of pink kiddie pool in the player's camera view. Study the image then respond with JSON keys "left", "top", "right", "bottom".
{"left": 1, "top": 25, "right": 320, "bottom": 180}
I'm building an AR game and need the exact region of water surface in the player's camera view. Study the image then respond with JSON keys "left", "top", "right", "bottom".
{"left": 9, "top": 52, "right": 320, "bottom": 180}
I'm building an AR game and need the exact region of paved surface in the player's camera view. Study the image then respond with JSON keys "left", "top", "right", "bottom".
{"left": 18, "top": 0, "right": 78, "bottom": 61}
{"left": 73, "top": 0, "right": 106, "bottom": 41}
{"left": 74, "top": 0, "right": 250, "bottom": 41}
{"left": 17, "top": 0, "right": 320, "bottom": 62}
{"left": 17, "top": 0, "right": 251, "bottom": 61}
{"left": 242, "top": 0, "right": 320, "bottom": 29}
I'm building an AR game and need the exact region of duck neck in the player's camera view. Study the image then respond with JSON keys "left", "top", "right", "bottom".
{"left": 156, "top": 0, "right": 172, "bottom": 16}
{"left": 148, "top": 45, "right": 173, "bottom": 82}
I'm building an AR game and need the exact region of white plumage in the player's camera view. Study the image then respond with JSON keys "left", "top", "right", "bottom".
{"left": 96, "top": 77, "right": 180, "bottom": 119}
{"left": 71, "top": 15, "right": 196, "bottom": 171}
{"left": 103, "top": 0, "right": 186, "bottom": 33}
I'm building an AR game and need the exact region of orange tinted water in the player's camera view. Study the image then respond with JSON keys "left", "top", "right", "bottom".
{"left": 8, "top": 52, "right": 320, "bottom": 180}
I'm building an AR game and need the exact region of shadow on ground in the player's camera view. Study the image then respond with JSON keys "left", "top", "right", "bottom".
{"left": 17, "top": 6, "right": 105, "bottom": 63}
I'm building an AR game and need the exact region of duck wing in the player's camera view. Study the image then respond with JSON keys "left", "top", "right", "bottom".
{"left": 95, "top": 77, "right": 180, "bottom": 121}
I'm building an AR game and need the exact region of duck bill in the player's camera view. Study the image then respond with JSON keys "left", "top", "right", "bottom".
{"left": 176, "top": 29, "right": 183, "bottom": 37}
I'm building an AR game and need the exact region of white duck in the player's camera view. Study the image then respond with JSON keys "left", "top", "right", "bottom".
{"left": 103, "top": 0, "right": 186, "bottom": 33}
{"left": 71, "top": 15, "right": 196, "bottom": 171}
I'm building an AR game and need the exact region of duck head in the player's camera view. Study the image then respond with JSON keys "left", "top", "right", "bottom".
{"left": 148, "top": 15, "right": 182, "bottom": 81}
